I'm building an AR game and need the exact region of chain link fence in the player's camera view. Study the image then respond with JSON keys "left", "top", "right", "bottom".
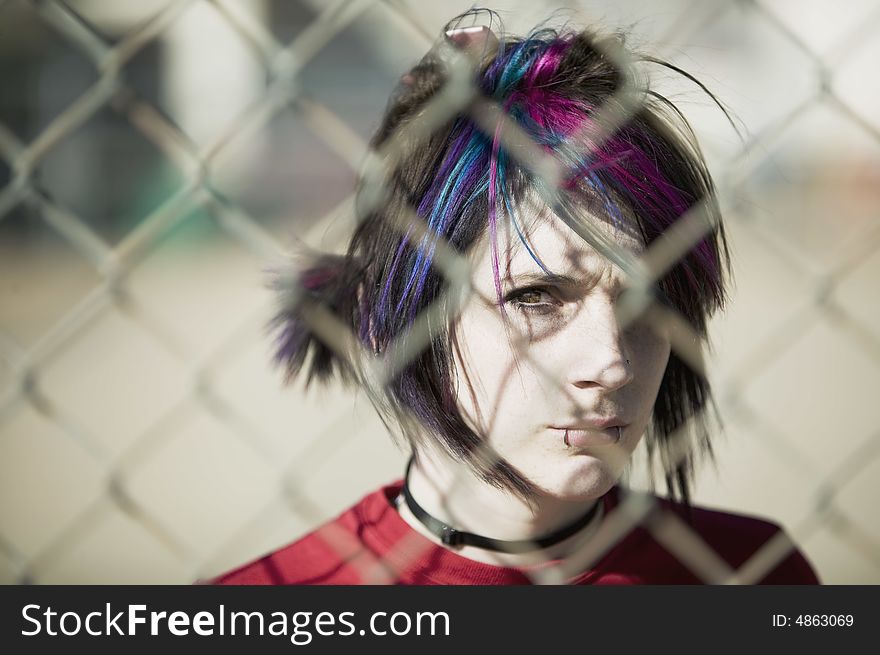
{"left": 0, "top": 0, "right": 878, "bottom": 584}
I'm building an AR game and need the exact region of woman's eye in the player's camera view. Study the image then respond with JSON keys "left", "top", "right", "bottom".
{"left": 515, "top": 290, "right": 547, "bottom": 304}
{"left": 506, "top": 287, "right": 559, "bottom": 311}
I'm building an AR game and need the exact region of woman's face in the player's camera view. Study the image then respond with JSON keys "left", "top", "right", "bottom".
{"left": 450, "top": 199, "right": 671, "bottom": 500}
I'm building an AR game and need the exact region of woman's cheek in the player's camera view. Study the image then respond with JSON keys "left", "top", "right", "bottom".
{"left": 455, "top": 297, "right": 572, "bottom": 425}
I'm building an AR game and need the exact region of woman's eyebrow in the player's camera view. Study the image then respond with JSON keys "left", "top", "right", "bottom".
{"left": 504, "top": 271, "right": 602, "bottom": 289}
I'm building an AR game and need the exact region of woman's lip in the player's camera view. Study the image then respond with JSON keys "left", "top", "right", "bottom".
{"left": 552, "top": 417, "right": 628, "bottom": 430}
{"left": 556, "top": 426, "right": 624, "bottom": 448}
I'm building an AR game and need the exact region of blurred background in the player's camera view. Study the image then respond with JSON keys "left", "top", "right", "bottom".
{"left": 0, "top": 0, "right": 878, "bottom": 584}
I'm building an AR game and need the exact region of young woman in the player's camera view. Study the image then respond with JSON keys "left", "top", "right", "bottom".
{"left": 213, "top": 12, "right": 819, "bottom": 585}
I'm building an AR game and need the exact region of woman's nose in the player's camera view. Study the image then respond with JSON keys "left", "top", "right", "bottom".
{"left": 562, "top": 296, "right": 635, "bottom": 391}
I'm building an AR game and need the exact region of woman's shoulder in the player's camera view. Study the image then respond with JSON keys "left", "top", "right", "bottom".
{"left": 620, "top": 489, "right": 821, "bottom": 584}
{"left": 207, "top": 483, "right": 402, "bottom": 585}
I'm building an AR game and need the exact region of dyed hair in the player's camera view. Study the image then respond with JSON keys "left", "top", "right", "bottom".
{"left": 273, "top": 12, "right": 730, "bottom": 509}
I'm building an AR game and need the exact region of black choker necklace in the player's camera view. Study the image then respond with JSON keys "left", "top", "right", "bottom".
{"left": 398, "top": 458, "right": 602, "bottom": 554}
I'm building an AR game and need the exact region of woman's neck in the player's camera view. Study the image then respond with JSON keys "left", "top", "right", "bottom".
{"left": 396, "top": 449, "right": 606, "bottom": 569}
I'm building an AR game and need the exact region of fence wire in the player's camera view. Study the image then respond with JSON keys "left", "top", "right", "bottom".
{"left": 0, "top": 0, "right": 879, "bottom": 584}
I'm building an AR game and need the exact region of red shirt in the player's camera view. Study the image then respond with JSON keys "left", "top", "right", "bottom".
{"left": 211, "top": 481, "right": 820, "bottom": 585}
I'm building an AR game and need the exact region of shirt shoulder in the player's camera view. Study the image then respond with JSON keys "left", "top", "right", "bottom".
{"left": 209, "top": 485, "right": 396, "bottom": 585}
{"left": 655, "top": 496, "right": 821, "bottom": 584}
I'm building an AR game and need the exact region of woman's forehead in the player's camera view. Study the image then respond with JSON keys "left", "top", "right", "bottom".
{"left": 469, "top": 201, "right": 644, "bottom": 288}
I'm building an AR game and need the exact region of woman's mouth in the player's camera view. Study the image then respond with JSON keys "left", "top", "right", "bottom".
{"left": 555, "top": 425, "right": 625, "bottom": 448}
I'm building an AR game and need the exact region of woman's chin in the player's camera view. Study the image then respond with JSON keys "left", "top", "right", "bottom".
{"left": 530, "top": 457, "right": 620, "bottom": 501}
